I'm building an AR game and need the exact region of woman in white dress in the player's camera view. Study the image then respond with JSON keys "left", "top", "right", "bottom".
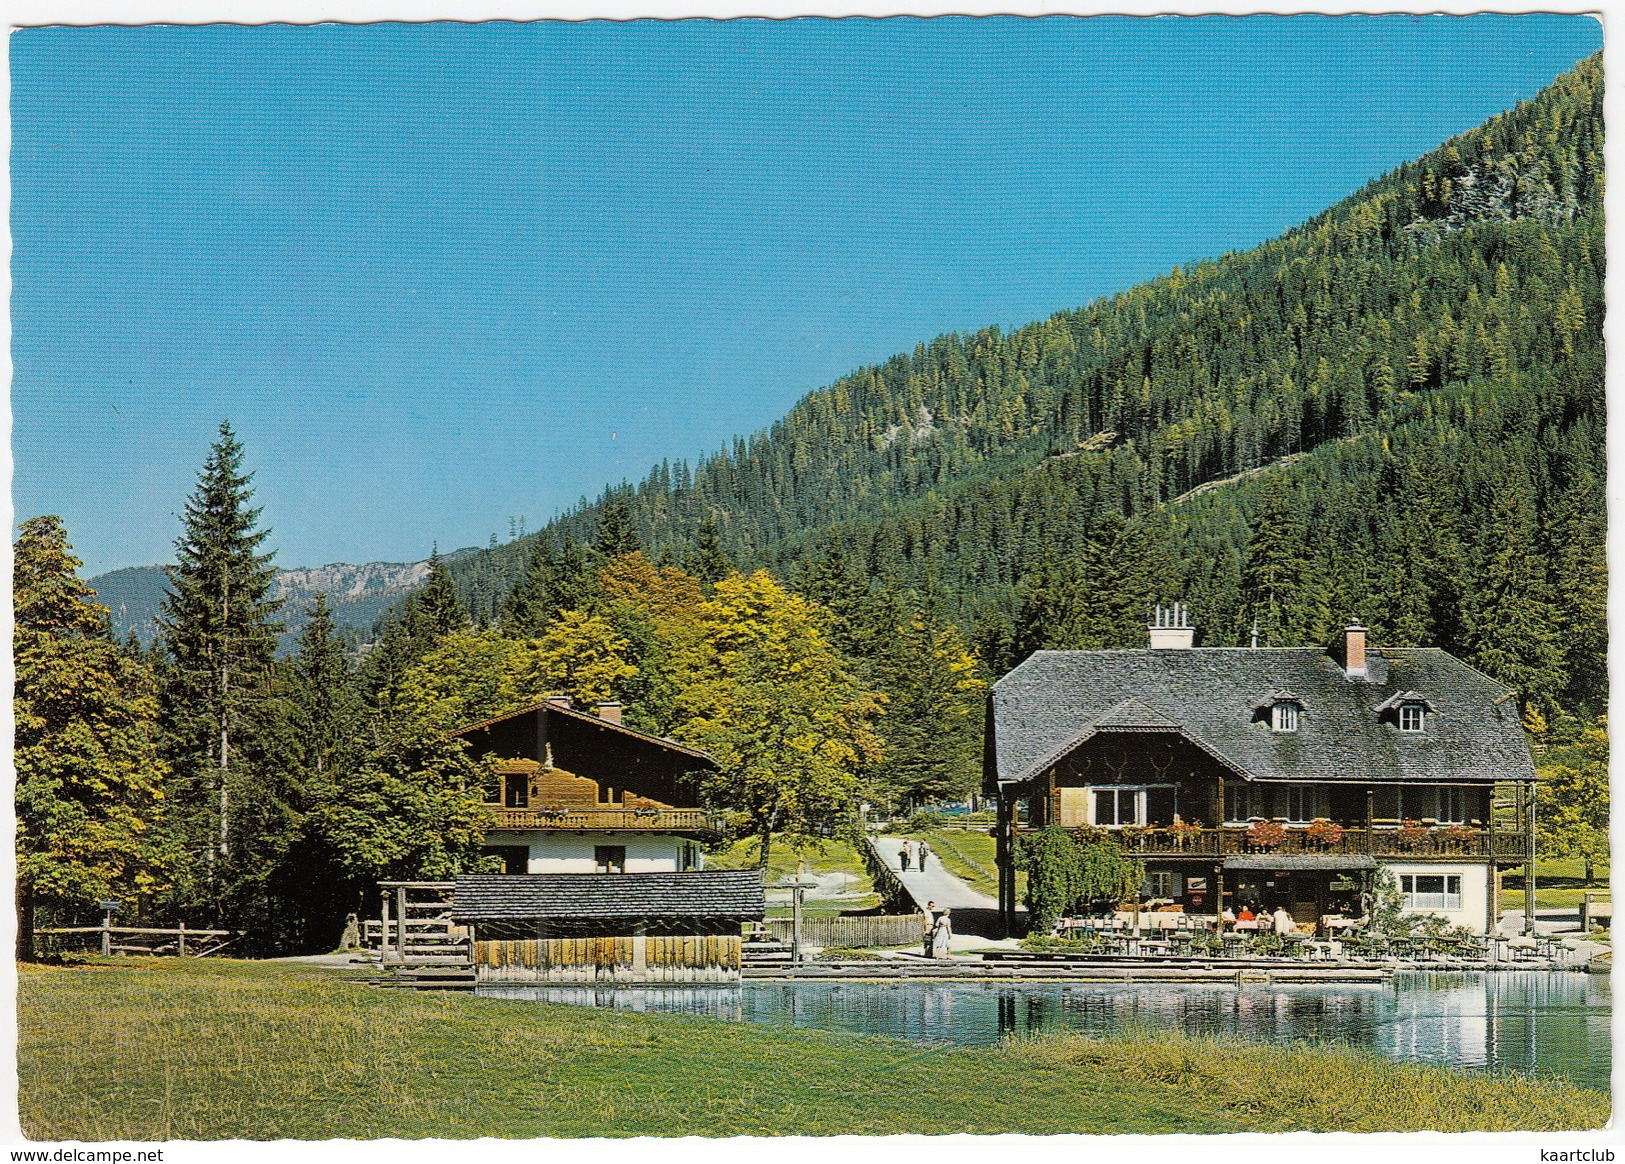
{"left": 931, "top": 909, "right": 953, "bottom": 958}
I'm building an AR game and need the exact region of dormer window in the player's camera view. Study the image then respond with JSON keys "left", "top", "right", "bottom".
{"left": 1398, "top": 703, "right": 1426, "bottom": 732}
{"left": 1271, "top": 702, "right": 1300, "bottom": 732}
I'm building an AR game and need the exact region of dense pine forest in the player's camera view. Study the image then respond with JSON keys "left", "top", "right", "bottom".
{"left": 17, "top": 55, "right": 1605, "bottom": 954}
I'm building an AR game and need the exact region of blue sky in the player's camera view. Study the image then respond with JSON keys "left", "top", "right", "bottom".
{"left": 11, "top": 14, "right": 1603, "bottom": 576}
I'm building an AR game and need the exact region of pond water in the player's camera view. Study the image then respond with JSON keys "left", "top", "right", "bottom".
{"left": 479, "top": 971, "right": 1611, "bottom": 1090}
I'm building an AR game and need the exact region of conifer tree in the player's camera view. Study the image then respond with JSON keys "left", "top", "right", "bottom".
{"left": 291, "top": 593, "right": 365, "bottom": 779}
{"left": 1462, "top": 478, "right": 1566, "bottom": 711}
{"left": 689, "top": 517, "right": 734, "bottom": 584}
{"left": 499, "top": 538, "right": 557, "bottom": 637}
{"left": 593, "top": 497, "right": 641, "bottom": 560}
{"left": 1239, "top": 478, "right": 1324, "bottom": 646}
{"left": 415, "top": 549, "right": 467, "bottom": 638}
{"left": 157, "top": 422, "right": 282, "bottom": 903}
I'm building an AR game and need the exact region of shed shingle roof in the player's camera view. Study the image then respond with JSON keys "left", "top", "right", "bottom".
{"left": 990, "top": 647, "right": 1534, "bottom": 788}
{"left": 451, "top": 871, "right": 765, "bottom": 921}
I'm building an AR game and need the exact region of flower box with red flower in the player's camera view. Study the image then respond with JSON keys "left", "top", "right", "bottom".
{"left": 1304, "top": 818, "right": 1344, "bottom": 848}
{"left": 1246, "top": 819, "right": 1287, "bottom": 849}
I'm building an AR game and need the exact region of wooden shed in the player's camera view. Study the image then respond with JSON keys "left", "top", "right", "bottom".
{"left": 452, "top": 871, "right": 765, "bottom": 983}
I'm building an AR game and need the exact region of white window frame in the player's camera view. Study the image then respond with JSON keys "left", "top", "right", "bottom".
{"left": 1398, "top": 703, "right": 1426, "bottom": 732}
{"left": 1087, "top": 785, "right": 1178, "bottom": 828}
{"left": 1271, "top": 702, "right": 1300, "bottom": 732}
{"left": 1399, "top": 873, "right": 1461, "bottom": 911}
{"left": 1091, "top": 786, "right": 1144, "bottom": 827}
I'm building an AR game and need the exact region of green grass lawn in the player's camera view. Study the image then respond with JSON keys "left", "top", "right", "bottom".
{"left": 1500, "top": 859, "right": 1611, "bottom": 913}
{"left": 704, "top": 837, "right": 880, "bottom": 916}
{"left": 18, "top": 958, "right": 1607, "bottom": 1140}
{"left": 905, "top": 827, "right": 1027, "bottom": 902}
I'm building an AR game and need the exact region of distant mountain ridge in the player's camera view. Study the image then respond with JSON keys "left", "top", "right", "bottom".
{"left": 90, "top": 551, "right": 479, "bottom": 652}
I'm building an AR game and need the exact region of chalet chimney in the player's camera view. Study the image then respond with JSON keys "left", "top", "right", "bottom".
{"left": 546, "top": 694, "right": 572, "bottom": 710}
{"left": 595, "top": 701, "right": 623, "bottom": 726}
{"left": 1343, "top": 623, "right": 1368, "bottom": 678}
{"left": 1147, "top": 603, "right": 1195, "bottom": 650}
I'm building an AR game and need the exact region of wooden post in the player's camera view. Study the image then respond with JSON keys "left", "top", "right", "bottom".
{"left": 791, "top": 861, "right": 805, "bottom": 964}
{"left": 380, "top": 889, "right": 392, "bottom": 957}
{"left": 101, "top": 912, "right": 111, "bottom": 957}
{"left": 1524, "top": 782, "right": 1537, "bottom": 936}
{"left": 178, "top": 921, "right": 187, "bottom": 958}
{"left": 995, "top": 792, "right": 1014, "bottom": 937}
{"left": 1215, "top": 865, "right": 1226, "bottom": 927}
{"left": 396, "top": 885, "right": 410, "bottom": 960}
{"left": 632, "top": 921, "right": 648, "bottom": 982}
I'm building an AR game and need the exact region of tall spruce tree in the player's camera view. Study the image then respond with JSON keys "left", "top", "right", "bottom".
{"left": 291, "top": 593, "right": 365, "bottom": 779}
{"left": 1239, "top": 478, "right": 1325, "bottom": 646}
{"left": 416, "top": 549, "right": 467, "bottom": 638}
{"left": 593, "top": 497, "right": 642, "bottom": 560}
{"left": 688, "top": 517, "right": 734, "bottom": 584}
{"left": 499, "top": 537, "right": 557, "bottom": 637}
{"left": 157, "top": 422, "right": 283, "bottom": 909}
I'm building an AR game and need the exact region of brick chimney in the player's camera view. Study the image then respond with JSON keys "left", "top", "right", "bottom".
{"left": 1147, "top": 603, "right": 1195, "bottom": 649}
{"left": 594, "top": 701, "right": 623, "bottom": 726}
{"left": 1342, "top": 623, "right": 1368, "bottom": 678}
{"left": 546, "top": 694, "right": 572, "bottom": 710}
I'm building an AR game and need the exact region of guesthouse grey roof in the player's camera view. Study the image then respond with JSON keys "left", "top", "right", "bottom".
{"left": 450, "top": 871, "right": 766, "bottom": 921}
{"left": 990, "top": 647, "right": 1534, "bottom": 789}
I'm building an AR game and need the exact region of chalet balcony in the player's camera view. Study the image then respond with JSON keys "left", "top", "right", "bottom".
{"left": 1022, "top": 824, "right": 1528, "bottom": 861}
{"left": 486, "top": 806, "right": 724, "bottom": 835}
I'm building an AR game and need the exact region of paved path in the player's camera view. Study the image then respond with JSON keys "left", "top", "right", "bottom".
{"left": 872, "top": 834, "right": 997, "bottom": 911}
{"left": 868, "top": 834, "right": 1019, "bottom": 947}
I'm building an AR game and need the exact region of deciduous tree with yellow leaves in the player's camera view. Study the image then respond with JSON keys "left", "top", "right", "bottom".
{"left": 672, "top": 571, "right": 883, "bottom": 867}
{"left": 14, "top": 516, "right": 174, "bottom": 958}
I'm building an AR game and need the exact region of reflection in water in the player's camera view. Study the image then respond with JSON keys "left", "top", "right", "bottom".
{"left": 479, "top": 971, "right": 1610, "bottom": 1090}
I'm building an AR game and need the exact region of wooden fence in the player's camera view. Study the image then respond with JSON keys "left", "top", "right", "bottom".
{"left": 34, "top": 924, "right": 233, "bottom": 957}
{"left": 473, "top": 933, "right": 742, "bottom": 982}
{"left": 766, "top": 914, "right": 924, "bottom": 950}
{"left": 860, "top": 838, "right": 915, "bottom": 911}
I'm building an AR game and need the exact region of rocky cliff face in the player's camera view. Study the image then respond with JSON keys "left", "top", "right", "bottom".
{"left": 90, "top": 556, "right": 445, "bottom": 653}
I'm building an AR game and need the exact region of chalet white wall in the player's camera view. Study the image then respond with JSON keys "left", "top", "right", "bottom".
{"left": 1380, "top": 861, "right": 1492, "bottom": 933}
{"left": 494, "top": 831, "right": 703, "bottom": 873}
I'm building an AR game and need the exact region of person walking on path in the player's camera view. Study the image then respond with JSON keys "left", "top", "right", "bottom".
{"left": 921, "top": 899, "right": 937, "bottom": 957}
{"left": 918, "top": 842, "right": 931, "bottom": 871}
{"left": 930, "top": 909, "right": 953, "bottom": 958}
{"left": 900, "top": 841, "right": 913, "bottom": 872}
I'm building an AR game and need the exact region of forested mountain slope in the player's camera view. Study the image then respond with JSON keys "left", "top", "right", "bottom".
{"left": 442, "top": 54, "right": 1601, "bottom": 717}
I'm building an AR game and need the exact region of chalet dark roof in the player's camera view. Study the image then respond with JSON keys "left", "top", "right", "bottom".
{"left": 1224, "top": 854, "right": 1377, "bottom": 871}
{"left": 990, "top": 647, "right": 1534, "bottom": 789}
{"left": 450, "top": 700, "right": 714, "bottom": 764}
{"left": 450, "top": 871, "right": 765, "bottom": 921}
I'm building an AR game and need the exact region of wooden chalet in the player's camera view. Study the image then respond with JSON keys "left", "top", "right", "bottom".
{"left": 987, "top": 612, "right": 1537, "bottom": 936}
{"left": 452, "top": 871, "right": 765, "bottom": 982}
{"left": 453, "top": 696, "right": 723, "bottom": 874}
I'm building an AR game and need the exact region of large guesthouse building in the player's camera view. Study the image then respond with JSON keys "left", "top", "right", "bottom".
{"left": 987, "top": 613, "right": 1537, "bottom": 936}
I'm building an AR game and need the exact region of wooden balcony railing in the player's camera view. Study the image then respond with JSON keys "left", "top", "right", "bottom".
{"left": 1019, "top": 824, "right": 1527, "bottom": 861}
{"left": 487, "top": 806, "right": 722, "bottom": 833}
